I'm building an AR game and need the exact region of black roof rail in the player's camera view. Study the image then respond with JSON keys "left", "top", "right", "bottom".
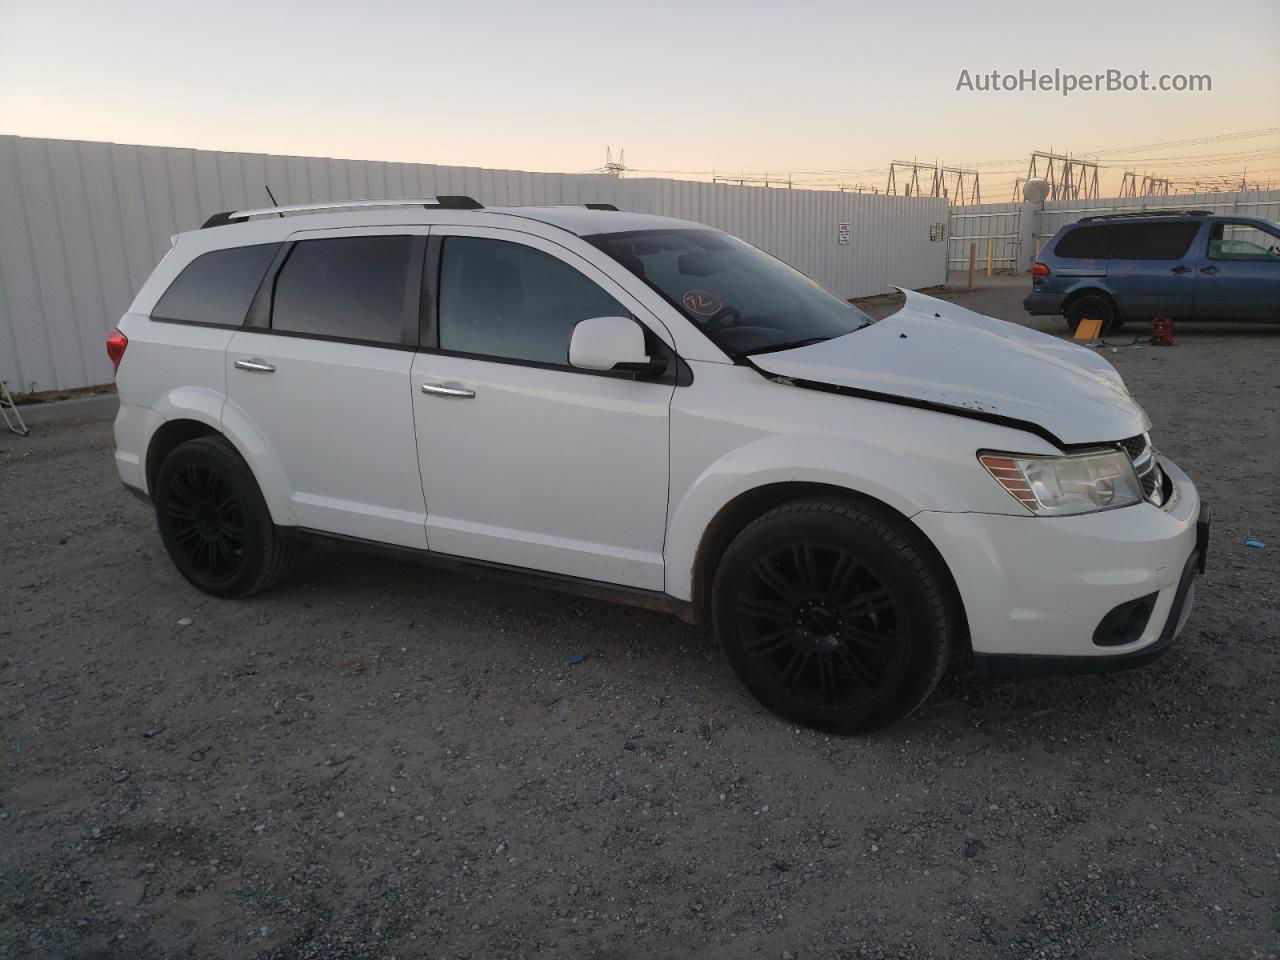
{"left": 201, "top": 211, "right": 245, "bottom": 228}
{"left": 584, "top": 203, "right": 619, "bottom": 211}
{"left": 436, "top": 195, "right": 484, "bottom": 209}
{"left": 1079, "top": 209, "right": 1214, "bottom": 222}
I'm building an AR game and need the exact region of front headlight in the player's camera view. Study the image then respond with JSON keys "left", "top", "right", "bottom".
{"left": 979, "top": 449, "right": 1143, "bottom": 516}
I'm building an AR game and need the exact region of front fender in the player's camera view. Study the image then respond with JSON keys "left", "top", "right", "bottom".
{"left": 663, "top": 433, "right": 942, "bottom": 601}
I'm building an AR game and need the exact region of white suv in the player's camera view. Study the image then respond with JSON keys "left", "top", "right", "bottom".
{"left": 110, "top": 197, "right": 1209, "bottom": 732}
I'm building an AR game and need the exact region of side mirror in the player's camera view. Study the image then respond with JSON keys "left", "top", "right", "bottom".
{"left": 569, "top": 316, "right": 655, "bottom": 373}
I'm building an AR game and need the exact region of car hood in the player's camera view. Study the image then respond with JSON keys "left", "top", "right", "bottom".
{"left": 749, "top": 289, "right": 1150, "bottom": 446}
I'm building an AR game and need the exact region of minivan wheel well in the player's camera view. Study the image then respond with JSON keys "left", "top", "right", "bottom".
{"left": 1061, "top": 287, "right": 1118, "bottom": 317}
{"left": 145, "top": 419, "right": 219, "bottom": 495}
{"left": 689, "top": 483, "right": 970, "bottom": 656}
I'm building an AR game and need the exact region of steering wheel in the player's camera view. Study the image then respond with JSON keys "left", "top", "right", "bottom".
{"left": 702, "top": 305, "right": 742, "bottom": 332}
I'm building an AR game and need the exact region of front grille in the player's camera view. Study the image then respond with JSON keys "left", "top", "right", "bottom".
{"left": 1117, "top": 433, "right": 1164, "bottom": 505}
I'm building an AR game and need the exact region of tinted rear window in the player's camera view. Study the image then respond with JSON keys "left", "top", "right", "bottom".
{"left": 271, "top": 236, "right": 416, "bottom": 344}
{"left": 152, "top": 243, "right": 279, "bottom": 326}
{"left": 1053, "top": 225, "right": 1113, "bottom": 259}
{"left": 1111, "top": 222, "right": 1200, "bottom": 260}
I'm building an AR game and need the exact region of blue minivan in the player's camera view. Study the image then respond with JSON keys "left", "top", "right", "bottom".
{"left": 1024, "top": 211, "right": 1280, "bottom": 332}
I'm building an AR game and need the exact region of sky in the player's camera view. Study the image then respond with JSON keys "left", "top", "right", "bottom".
{"left": 2, "top": 0, "right": 1278, "bottom": 199}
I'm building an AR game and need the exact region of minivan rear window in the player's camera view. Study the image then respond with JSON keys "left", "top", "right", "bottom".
{"left": 152, "top": 243, "right": 280, "bottom": 326}
{"left": 1053, "top": 225, "right": 1113, "bottom": 259}
{"left": 1110, "top": 222, "right": 1200, "bottom": 261}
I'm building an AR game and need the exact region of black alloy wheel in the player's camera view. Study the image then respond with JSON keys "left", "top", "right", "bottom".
{"left": 154, "top": 436, "right": 296, "bottom": 598}
{"left": 162, "top": 462, "right": 248, "bottom": 585}
{"left": 713, "top": 496, "right": 955, "bottom": 733}
{"left": 736, "top": 542, "right": 907, "bottom": 710}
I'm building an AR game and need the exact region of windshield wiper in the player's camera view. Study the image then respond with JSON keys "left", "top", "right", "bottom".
{"left": 747, "top": 336, "right": 833, "bottom": 357}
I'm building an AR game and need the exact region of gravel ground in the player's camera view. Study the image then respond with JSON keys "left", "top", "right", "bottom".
{"left": 2, "top": 279, "right": 1278, "bottom": 960}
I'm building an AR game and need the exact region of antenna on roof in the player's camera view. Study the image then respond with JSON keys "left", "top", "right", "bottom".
{"left": 264, "top": 185, "right": 285, "bottom": 217}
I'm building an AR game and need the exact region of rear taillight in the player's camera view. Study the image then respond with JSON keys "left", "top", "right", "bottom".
{"left": 1031, "top": 262, "right": 1050, "bottom": 277}
{"left": 106, "top": 328, "right": 128, "bottom": 374}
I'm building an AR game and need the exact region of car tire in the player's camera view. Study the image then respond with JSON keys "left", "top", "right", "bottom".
{"left": 711, "top": 496, "right": 955, "bottom": 734}
{"left": 1065, "top": 294, "right": 1117, "bottom": 335}
{"left": 154, "top": 436, "right": 296, "bottom": 598}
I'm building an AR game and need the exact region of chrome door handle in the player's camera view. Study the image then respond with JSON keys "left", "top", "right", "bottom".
{"left": 234, "top": 358, "right": 276, "bottom": 373}
{"left": 420, "top": 382, "right": 475, "bottom": 399}
{"left": 1170, "top": 264, "right": 1192, "bottom": 274}
{"left": 1200, "top": 265, "right": 1220, "bottom": 275}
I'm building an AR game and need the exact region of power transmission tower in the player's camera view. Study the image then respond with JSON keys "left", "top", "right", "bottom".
{"left": 1172, "top": 170, "right": 1256, "bottom": 194}
{"left": 596, "top": 147, "right": 629, "bottom": 177}
{"left": 1143, "top": 175, "right": 1171, "bottom": 197}
{"left": 888, "top": 160, "right": 978, "bottom": 202}
{"left": 1121, "top": 171, "right": 1172, "bottom": 198}
{"left": 1027, "top": 151, "right": 1100, "bottom": 200}
{"left": 886, "top": 160, "right": 937, "bottom": 197}
{"left": 937, "top": 166, "right": 981, "bottom": 204}
{"left": 711, "top": 172, "right": 793, "bottom": 188}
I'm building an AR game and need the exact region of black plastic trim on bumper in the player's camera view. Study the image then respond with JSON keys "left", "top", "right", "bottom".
{"left": 1022, "top": 292, "right": 1064, "bottom": 316}
{"left": 974, "top": 504, "right": 1208, "bottom": 678}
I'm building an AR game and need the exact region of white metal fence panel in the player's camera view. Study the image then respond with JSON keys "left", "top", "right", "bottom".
{"left": 0, "top": 136, "right": 947, "bottom": 392}
{"left": 947, "top": 201, "right": 1026, "bottom": 274}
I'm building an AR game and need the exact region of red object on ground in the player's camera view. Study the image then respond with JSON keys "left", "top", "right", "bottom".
{"left": 1150, "top": 317, "right": 1174, "bottom": 346}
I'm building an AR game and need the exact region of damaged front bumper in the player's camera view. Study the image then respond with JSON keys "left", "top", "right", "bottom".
{"left": 914, "top": 455, "right": 1206, "bottom": 675}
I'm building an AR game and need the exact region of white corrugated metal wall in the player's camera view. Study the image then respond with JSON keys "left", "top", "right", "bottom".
{"left": 0, "top": 136, "right": 948, "bottom": 393}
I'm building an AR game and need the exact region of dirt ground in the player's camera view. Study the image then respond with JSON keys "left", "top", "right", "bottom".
{"left": 2, "top": 277, "right": 1278, "bottom": 960}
